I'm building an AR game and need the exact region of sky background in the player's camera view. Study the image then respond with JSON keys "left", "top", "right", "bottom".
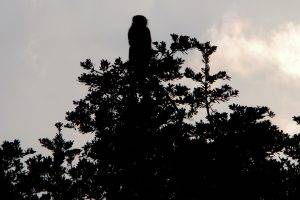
{"left": 1, "top": 0, "right": 300, "bottom": 151}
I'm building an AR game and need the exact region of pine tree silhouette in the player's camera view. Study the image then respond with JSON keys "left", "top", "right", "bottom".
{"left": 65, "top": 24, "right": 292, "bottom": 198}
{"left": 1, "top": 16, "right": 300, "bottom": 200}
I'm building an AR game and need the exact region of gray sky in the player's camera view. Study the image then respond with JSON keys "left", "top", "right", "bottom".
{"left": 1, "top": 0, "right": 300, "bottom": 151}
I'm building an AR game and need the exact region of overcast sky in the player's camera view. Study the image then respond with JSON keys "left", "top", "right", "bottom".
{"left": 1, "top": 0, "right": 300, "bottom": 151}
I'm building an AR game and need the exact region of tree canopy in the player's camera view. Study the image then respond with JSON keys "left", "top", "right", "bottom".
{"left": 1, "top": 33, "right": 300, "bottom": 200}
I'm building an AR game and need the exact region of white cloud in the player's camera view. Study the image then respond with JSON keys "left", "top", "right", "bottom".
{"left": 209, "top": 16, "right": 300, "bottom": 78}
{"left": 200, "top": 15, "right": 300, "bottom": 133}
{"left": 272, "top": 23, "right": 300, "bottom": 77}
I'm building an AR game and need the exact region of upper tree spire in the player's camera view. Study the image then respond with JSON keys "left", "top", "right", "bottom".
{"left": 128, "top": 15, "right": 152, "bottom": 82}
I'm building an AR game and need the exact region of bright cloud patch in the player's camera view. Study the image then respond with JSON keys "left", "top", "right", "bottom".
{"left": 272, "top": 23, "right": 300, "bottom": 76}
{"left": 188, "top": 16, "right": 300, "bottom": 134}
{"left": 209, "top": 17, "right": 300, "bottom": 77}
